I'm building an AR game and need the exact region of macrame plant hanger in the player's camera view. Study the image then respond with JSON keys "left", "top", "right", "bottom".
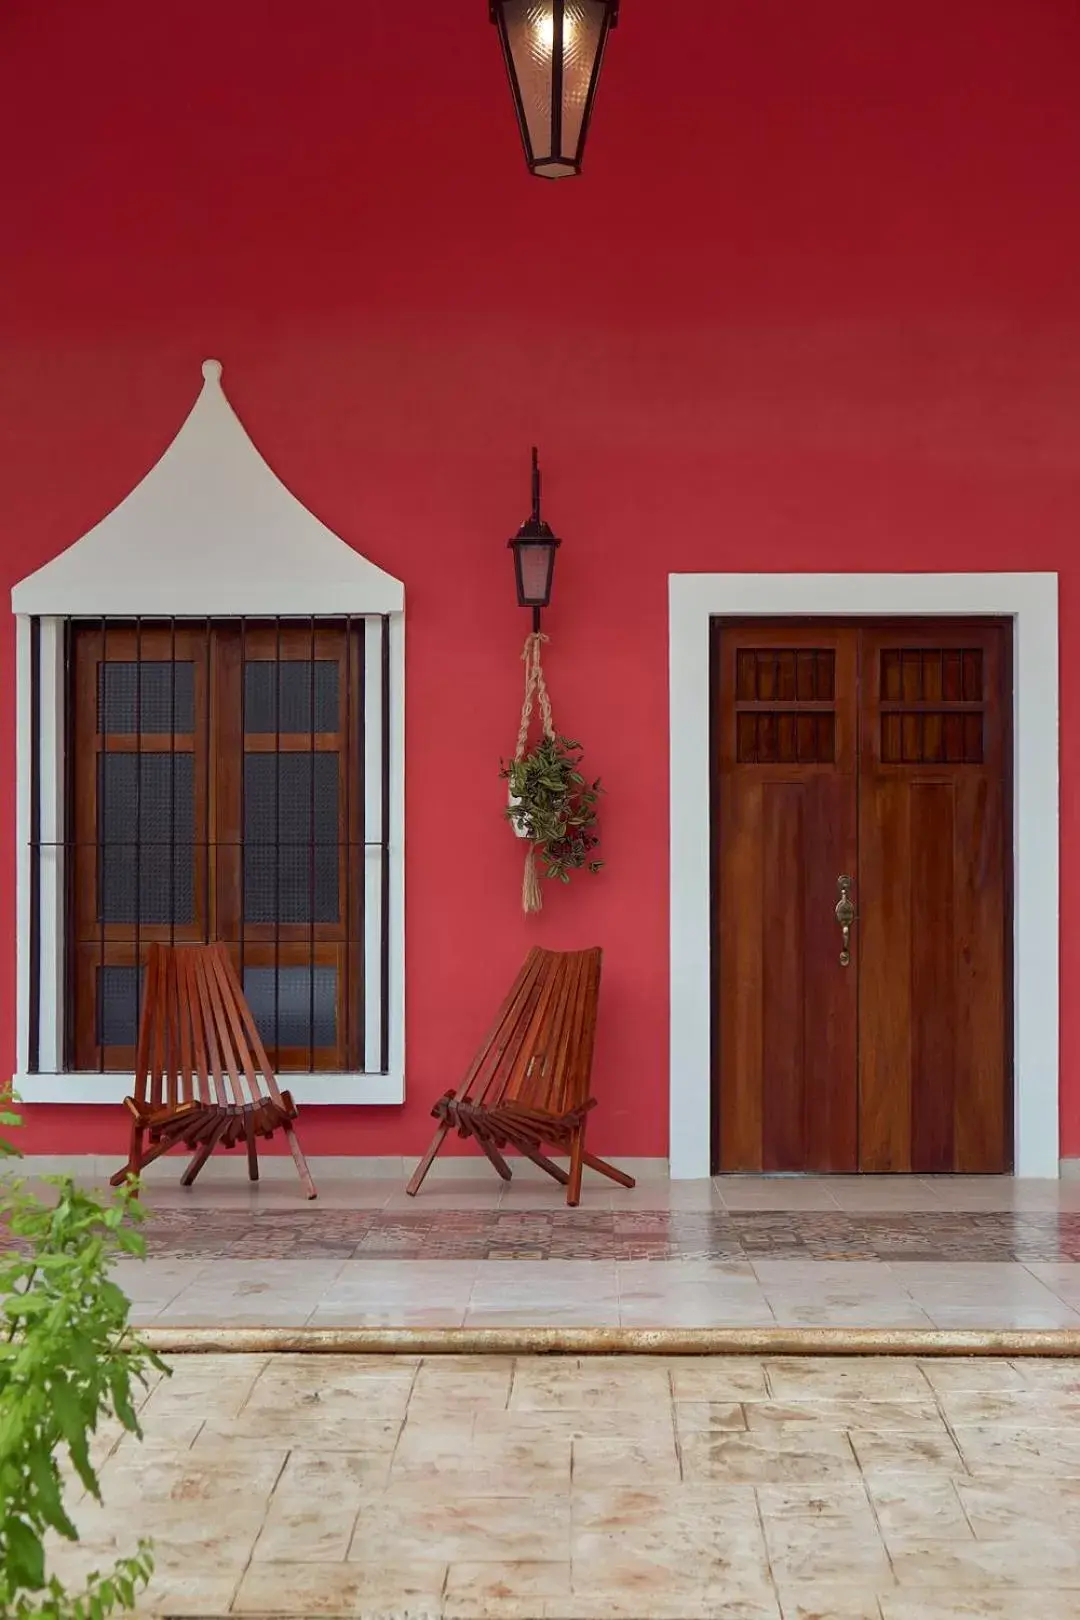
{"left": 512, "top": 630, "right": 555, "bottom": 913}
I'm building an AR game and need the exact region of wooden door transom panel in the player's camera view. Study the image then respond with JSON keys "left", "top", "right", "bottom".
{"left": 736, "top": 647, "right": 836, "bottom": 702}
{"left": 879, "top": 645, "right": 990, "bottom": 765}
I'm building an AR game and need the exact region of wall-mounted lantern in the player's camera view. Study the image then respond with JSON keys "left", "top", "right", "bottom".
{"left": 489, "top": 1, "right": 620, "bottom": 179}
{"left": 508, "top": 447, "right": 561, "bottom": 633}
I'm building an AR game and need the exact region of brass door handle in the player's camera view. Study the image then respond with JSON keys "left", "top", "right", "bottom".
{"left": 835, "top": 875, "right": 855, "bottom": 967}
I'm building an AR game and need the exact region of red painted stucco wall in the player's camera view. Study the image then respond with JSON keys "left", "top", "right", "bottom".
{"left": 3, "top": 0, "right": 1079, "bottom": 1160}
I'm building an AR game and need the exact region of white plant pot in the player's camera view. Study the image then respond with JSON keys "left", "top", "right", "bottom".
{"left": 508, "top": 792, "right": 531, "bottom": 840}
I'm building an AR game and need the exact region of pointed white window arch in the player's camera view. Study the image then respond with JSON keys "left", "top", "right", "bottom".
{"left": 12, "top": 361, "right": 405, "bottom": 1105}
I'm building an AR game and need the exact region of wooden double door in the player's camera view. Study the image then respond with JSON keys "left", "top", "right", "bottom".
{"left": 713, "top": 619, "right": 1011, "bottom": 1174}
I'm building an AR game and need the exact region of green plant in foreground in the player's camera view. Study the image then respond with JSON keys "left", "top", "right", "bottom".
{"left": 0, "top": 1108, "right": 167, "bottom": 1618}
{"left": 501, "top": 733, "right": 604, "bottom": 885}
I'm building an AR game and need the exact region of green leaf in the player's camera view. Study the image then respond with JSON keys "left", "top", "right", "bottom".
{"left": 6, "top": 1518, "right": 46, "bottom": 1591}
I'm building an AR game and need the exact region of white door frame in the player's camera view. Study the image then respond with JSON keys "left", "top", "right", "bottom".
{"left": 669, "top": 573, "right": 1060, "bottom": 1179}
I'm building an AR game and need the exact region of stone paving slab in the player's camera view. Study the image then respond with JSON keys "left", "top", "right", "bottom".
{"left": 43, "top": 1352, "right": 1080, "bottom": 1619}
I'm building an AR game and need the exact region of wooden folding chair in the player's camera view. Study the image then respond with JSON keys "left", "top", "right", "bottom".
{"left": 110, "top": 943, "right": 317, "bottom": 1200}
{"left": 406, "top": 946, "right": 634, "bottom": 1207}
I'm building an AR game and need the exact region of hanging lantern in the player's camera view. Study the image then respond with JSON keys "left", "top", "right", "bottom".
{"left": 508, "top": 448, "right": 561, "bottom": 631}
{"left": 489, "top": 1, "right": 620, "bottom": 180}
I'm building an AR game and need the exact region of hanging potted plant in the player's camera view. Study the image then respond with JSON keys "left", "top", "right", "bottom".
{"left": 501, "top": 733, "right": 603, "bottom": 885}
{"left": 502, "top": 635, "right": 604, "bottom": 912}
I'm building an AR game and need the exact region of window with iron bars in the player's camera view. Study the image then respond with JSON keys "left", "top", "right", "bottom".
{"left": 27, "top": 615, "right": 392, "bottom": 1078}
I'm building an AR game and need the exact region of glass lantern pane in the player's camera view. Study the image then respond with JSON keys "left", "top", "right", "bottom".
{"left": 517, "top": 543, "right": 554, "bottom": 605}
{"left": 560, "top": 1, "right": 607, "bottom": 161}
{"left": 500, "top": 3, "right": 556, "bottom": 164}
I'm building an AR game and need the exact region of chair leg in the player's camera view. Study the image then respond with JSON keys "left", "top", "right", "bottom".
{"left": 512, "top": 1140, "right": 570, "bottom": 1186}
{"left": 283, "top": 1120, "right": 318, "bottom": 1201}
{"left": 581, "top": 1149, "right": 636, "bottom": 1189}
{"left": 110, "top": 1122, "right": 146, "bottom": 1193}
{"left": 181, "top": 1117, "right": 229, "bottom": 1187}
{"left": 567, "top": 1122, "right": 586, "bottom": 1208}
{"left": 473, "top": 1124, "right": 514, "bottom": 1182}
{"left": 245, "top": 1112, "right": 259, "bottom": 1182}
{"left": 405, "top": 1122, "right": 451, "bottom": 1197}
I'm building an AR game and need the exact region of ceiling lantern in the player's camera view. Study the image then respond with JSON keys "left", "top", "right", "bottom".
{"left": 489, "top": 1, "right": 620, "bottom": 180}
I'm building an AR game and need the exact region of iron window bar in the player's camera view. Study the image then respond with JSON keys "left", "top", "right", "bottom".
{"left": 25, "top": 614, "right": 392, "bottom": 1078}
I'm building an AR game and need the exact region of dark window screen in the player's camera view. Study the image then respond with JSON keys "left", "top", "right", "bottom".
{"left": 243, "top": 753, "right": 340, "bottom": 924}
{"left": 97, "top": 753, "right": 195, "bottom": 924}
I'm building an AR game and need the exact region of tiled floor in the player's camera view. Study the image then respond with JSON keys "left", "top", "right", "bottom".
{"left": 85, "top": 1175, "right": 1080, "bottom": 1331}
{"left": 47, "top": 1351, "right": 1080, "bottom": 1618}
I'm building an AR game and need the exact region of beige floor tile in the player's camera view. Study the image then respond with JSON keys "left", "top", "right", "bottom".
{"left": 242, "top": 1364, "right": 414, "bottom": 1418}
{"left": 917, "top": 1359, "right": 1027, "bottom": 1394}
{"left": 69, "top": 1492, "right": 268, "bottom": 1557}
{"left": 92, "top": 1447, "right": 287, "bottom": 1508}
{"left": 387, "top": 1432, "right": 573, "bottom": 1495}
{"left": 445, "top": 1559, "right": 572, "bottom": 1597}
{"left": 410, "top": 1355, "right": 514, "bottom": 1404}
{"left": 744, "top": 1398, "right": 947, "bottom": 1434}
{"left": 1011, "top": 1358, "right": 1080, "bottom": 1390}
{"left": 443, "top": 1600, "right": 566, "bottom": 1620}
{"left": 137, "top": 1376, "right": 261, "bottom": 1422}
{"left": 133, "top": 1570, "right": 244, "bottom": 1615}
{"left": 956, "top": 1476, "right": 1080, "bottom": 1538}
{"left": 888, "top": 1534, "right": 1080, "bottom": 1587}
{"left": 765, "top": 1523, "right": 891, "bottom": 1586}
{"left": 233, "top": 1559, "right": 448, "bottom": 1613}
{"left": 765, "top": 1359, "right": 931, "bottom": 1402}
{"left": 937, "top": 1388, "right": 1080, "bottom": 1425}
{"left": 848, "top": 1428, "right": 967, "bottom": 1476}
{"left": 253, "top": 1451, "right": 396, "bottom": 1561}
{"left": 262, "top": 1349, "right": 420, "bottom": 1379}
{"left": 620, "top": 1297, "right": 778, "bottom": 1328}
{"left": 927, "top": 1304, "right": 1080, "bottom": 1330}
{"left": 758, "top": 1481, "right": 888, "bottom": 1583}
{"left": 867, "top": 1477, "right": 972, "bottom": 1541}
{"left": 570, "top": 1435, "right": 682, "bottom": 1490}
{"left": 547, "top": 1597, "right": 782, "bottom": 1619}
{"left": 347, "top": 1494, "right": 571, "bottom": 1564}
{"left": 568, "top": 1533, "right": 772, "bottom": 1600}
{"left": 570, "top": 1485, "right": 765, "bottom": 1550}
{"left": 476, "top": 1406, "right": 677, "bottom": 1443}
{"left": 681, "top": 1427, "right": 860, "bottom": 1485}
{"left": 673, "top": 1399, "right": 749, "bottom": 1431}
{"left": 717, "top": 1178, "right": 841, "bottom": 1211}
{"left": 157, "top": 1351, "right": 272, "bottom": 1380}
{"left": 509, "top": 1359, "right": 673, "bottom": 1410}
{"left": 778, "top": 1589, "right": 886, "bottom": 1619}
{"left": 110, "top": 1415, "right": 206, "bottom": 1451}
{"left": 466, "top": 1304, "right": 623, "bottom": 1327}
{"left": 531, "top": 1599, "right": 782, "bottom": 1620}
{"left": 309, "top": 1304, "right": 470, "bottom": 1327}
{"left": 951, "top": 1422, "right": 1080, "bottom": 1475}
{"left": 670, "top": 1358, "right": 771, "bottom": 1401}
{"left": 193, "top": 1412, "right": 404, "bottom": 1451}
{"left": 880, "top": 1597, "right": 1080, "bottom": 1620}
{"left": 757, "top": 1480, "right": 875, "bottom": 1521}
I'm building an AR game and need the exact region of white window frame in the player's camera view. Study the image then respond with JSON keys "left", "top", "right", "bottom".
{"left": 11, "top": 360, "right": 406, "bottom": 1105}
{"left": 669, "top": 572, "right": 1060, "bottom": 1180}
{"left": 13, "top": 613, "right": 404, "bottom": 1105}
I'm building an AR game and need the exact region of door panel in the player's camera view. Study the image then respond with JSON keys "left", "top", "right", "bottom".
{"left": 858, "top": 625, "right": 1009, "bottom": 1173}
{"left": 714, "top": 618, "right": 1010, "bottom": 1176}
{"left": 715, "top": 627, "right": 859, "bottom": 1172}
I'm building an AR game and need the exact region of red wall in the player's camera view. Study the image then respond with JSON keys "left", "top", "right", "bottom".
{"left": 3, "top": 0, "right": 1080, "bottom": 1159}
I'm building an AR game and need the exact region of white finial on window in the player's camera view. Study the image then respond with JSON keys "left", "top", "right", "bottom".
{"left": 201, "top": 358, "right": 223, "bottom": 382}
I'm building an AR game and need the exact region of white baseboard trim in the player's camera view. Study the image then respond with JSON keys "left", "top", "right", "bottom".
{"left": 5, "top": 1154, "right": 672, "bottom": 1185}
{"left": 1061, "top": 1159, "right": 1080, "bottom": 1181}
